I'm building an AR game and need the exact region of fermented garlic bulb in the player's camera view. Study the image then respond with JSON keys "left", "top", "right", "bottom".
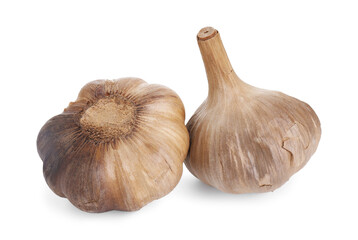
{"left": 185, "top": 27, "right": 321, "bottom": 193}
{"left": 37, "top": 78, "right": 189, "bottom": 212}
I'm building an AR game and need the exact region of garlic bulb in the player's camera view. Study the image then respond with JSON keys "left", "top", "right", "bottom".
{"left": 37, "top": 78, "right": 189, "bottom": 212}
{"left": 185, "top": 27, "right": 321, "bottom": 193}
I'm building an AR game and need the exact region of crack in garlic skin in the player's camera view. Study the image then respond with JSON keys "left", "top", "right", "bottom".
{"left": 37, "top": 78, "right": 189, "bottom": 212}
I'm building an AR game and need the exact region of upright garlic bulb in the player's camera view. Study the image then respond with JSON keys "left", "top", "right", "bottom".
{"left": 185, "top": 27, "right": 321, "bottom": 193}
{"left": 37, "top": 78, "right": 189, "bottom": 212}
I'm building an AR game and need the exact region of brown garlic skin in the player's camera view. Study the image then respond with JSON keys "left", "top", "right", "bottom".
{"left": 185, "top": 27, "right": 321, "bottom": 193}
{"left": 37, "top": 78, "right": 189, "bottom": 212}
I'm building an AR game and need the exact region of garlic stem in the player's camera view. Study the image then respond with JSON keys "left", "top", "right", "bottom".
{"left": 197, "top": 27, "right": 243, "bottom": 102}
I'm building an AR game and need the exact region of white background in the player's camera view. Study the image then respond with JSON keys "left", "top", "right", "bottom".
{"left": 1, "top": 0, "right": 357, "bottom": 239}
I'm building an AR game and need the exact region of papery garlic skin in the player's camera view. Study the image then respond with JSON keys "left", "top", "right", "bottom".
{"left": 185, "top": 27, "right": 321, "bottom": 193}
{"left": 37, "top": 78, "right": 189, "bottom": 212}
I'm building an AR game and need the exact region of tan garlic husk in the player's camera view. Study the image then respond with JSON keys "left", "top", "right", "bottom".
{"left": 37, "top": 78, "right": 189, "bottom": 212}
{"left": 185, "top": 27, "right": 321, "bottom": 193}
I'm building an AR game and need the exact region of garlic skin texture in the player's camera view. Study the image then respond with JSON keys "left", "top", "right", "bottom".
{"left": 37, "top": 78, "right": 189, "bottom": 212}
{"left": 185, "top": 27, "right": 321, "bottom": 193}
